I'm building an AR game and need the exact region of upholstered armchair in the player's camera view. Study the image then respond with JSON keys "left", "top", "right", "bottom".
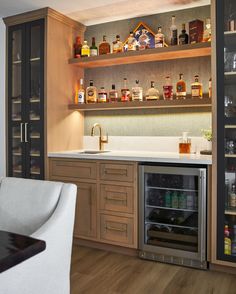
{"left": 0, "top": 177, "right": 77, "bottom": 294}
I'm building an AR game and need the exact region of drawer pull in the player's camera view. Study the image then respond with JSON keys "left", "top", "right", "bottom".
{"left": 106, "top": 225, "right": 127, "bottom": 232}
{"left": 105, "top": 196, "right": 126, "bottom": 202}
{"left": 104, "top": 169, "right": 127, "bottom": 175}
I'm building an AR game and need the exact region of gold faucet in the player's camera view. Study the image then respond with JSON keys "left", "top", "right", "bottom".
{"left": 91, "top": 123, "right": 108, "bottom": 151}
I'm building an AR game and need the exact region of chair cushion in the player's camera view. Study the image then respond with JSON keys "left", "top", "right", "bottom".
{"left": 0, "top": 177, "right": 63, "bottom": 235}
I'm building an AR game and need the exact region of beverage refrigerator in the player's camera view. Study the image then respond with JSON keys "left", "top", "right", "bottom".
{"left": 215, "top": 0, "right": 236, "bottom": 263}
{"left": 139, "top": 164, "right": 207, "bottom": 269}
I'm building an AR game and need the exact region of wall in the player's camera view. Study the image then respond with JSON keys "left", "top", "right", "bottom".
{"left": 84, "top": 5, "right": 212, "bottom": 137}
{"left": 0, "top": 19, "right": 5, "bottom": 176}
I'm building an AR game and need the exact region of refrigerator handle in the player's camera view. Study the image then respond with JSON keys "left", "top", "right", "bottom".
{"left": 199, "top": 168, "right": 207, "bottom": 262}
{"left": 24, "top": 123, "right": 28, "bottom": 143}
{"left": 20, "top": 123, "right": 24, "bottom": 143}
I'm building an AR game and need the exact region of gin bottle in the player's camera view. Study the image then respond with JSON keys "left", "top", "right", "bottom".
{"left": 132, "top": 80, "right": 143, "bottom": 101}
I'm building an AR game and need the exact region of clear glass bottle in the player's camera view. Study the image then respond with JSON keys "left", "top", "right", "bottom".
{"left": 81, "top": 40, "right": 90, "bottom": 57}
{"left": 98, "top": 87, "right": 108, "bottom": 103}
{"left": 163, "top": 76, "right": 174, "bottom": 100}
{"left": 145, "top": 81, "right": 160, "bottom": 100}
{"left": 99, "top": 35, "right": 111, "bottom": 55}
{"left": 203, "top": 18, "right": 212, "bottom": 42}
{"left": 90, "top": 37, "right": 98, "bottom": 56}
{"left": 121, "top": 78, "right": 130, "bottom": 102}
{"left": 109, "top": 84, "right": 119, "bottom": 102}
{"left": 191, "top": 75, "right": 203, "bottom": 99}
{"left": 74, "top": 36, "right": 82, "bottom": 58}
{"left": 155, "top": 26, "right": 165, "bottom": 48}
{"left": 112, "top": 35, "right": 123, "bottom": 53}
{"left": 179, "top": 132, "right": 191, "bottom": 154}
{"left": 132, "top": 80, "right": 143, "bottom": 101}
{"left": 170, "top": 15, "right": 178, "bottom": 46}
{"left": 126, "top": 32, "right": 137, "bottom": 51}
{"left": 86, "top": 80, "right": 97, "bottom": 103}
{"left": 229, "top": 183, "right": 236, "bottom": 208}
{"left": 179, "top": 23, "right": 189, "bottom": 45}
{"left": 176, "top": 73, "right": 187, "bottom": 99}
{"left": 78, "top": 78, "right": 85, "bottom": 104}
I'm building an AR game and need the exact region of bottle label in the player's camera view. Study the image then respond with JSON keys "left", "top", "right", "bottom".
{"left": 171, "top": 29, "right": 178, "bottom": 45}
{"left": 132, "top": 91, "right": 142, "bottom": 101}
{"left": 109, "top": 92, "right": 118, "bottom": 101}
{"left": 78, "top": 91, "right": 85, "bottom": 103}
{"left": 98, "top": 93, "right": 107, "bottom": 102}
{"left": 81, "top": 48, "right": 90, "bottom": 57}
{"left": 121, "top": 90, "right": 130, "bottom": 102}
{"left": 163, "top": 86, "right": 173, "bottom": 99}
{"left": 155, "top": 35, "right": 164, "bottom": 48}
{"left": 90, "top": 49, "right": 98, "bottom": 56}
{"left": 192, "top": 86, "right": 200, "bottom": 97}
{"left": 88, "top": 90, "right": 94, "bottom": 97}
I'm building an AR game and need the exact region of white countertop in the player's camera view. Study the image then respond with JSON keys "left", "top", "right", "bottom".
{"left": 48, "top": 150, "right": 212, "bottom": 165}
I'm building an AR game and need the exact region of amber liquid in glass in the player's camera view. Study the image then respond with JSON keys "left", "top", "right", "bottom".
{"left": 179, "top": 143, "right": 191, "bottom": 154}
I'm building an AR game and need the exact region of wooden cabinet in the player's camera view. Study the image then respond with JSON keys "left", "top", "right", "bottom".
{"left": 49, "top": 158, "right": 138, "bottom": 248}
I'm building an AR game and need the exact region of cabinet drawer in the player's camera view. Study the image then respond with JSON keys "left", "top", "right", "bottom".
{"left": 100, "top": 214, "right": 134, "bottom": 246}
{"left": 100, "top": 184, "right": 134, "bottom": 214}
{"left": 100, "top": 163, "right": 134, "bottom": 182}
{"left": 50, "top": 159, "right": 97, "bottom": 180}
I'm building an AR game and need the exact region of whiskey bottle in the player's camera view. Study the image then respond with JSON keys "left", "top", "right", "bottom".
{"left": 74, "top": 36, "right": 82, "bottom": 58}
{"left": 170, "top": 15, "right": 178, "bottom": 46}
{"left": 179, "top": 24, "right": 189, "bottom": 45}
{"left": 98, "top": 87, "right": 108, "bottom": 103}
{"left": 191, "top": 75, "right": 203, "bottom": 99}
{"left": 86, "top": 80, "right": 97, "bottom": 103}
{"left": 121, "top": 78, "right": 130, "bottom": 102}
{"left": 78, "top": 78, "right": 85, "bottom": 104}
{"left": 126, "top": 32, "right": 137, "bottom": 51}
{"left": 99, "top": 35, "right": 111, "bottom": 55}
{"left": 163, "top": 76, "right": 174, "bottom": 100}
{"left": 145, "top": 81, "right": 160, "bottom": 100}
{"left": 81, "top": 40, "right": 90, "bottom": 57}
{"left": 132, "top": 80, "right": 143, "bottom": 101}
{"left": 90, "top": 37, "right": 98, "bottom": 56}
{"left": 155, "top": 26, "right": 165, "bottom": 48}
{"left": 176, "top": 74, "right": 186, "bottom": 99}
{"left": 203, "top": 18, "right": 211, "bottom": 42}
{"left": 109, "top": 84, "right": 119, "bottom": 102}
{"left": 112, "top": 35, "right": 123, "bottom": 53}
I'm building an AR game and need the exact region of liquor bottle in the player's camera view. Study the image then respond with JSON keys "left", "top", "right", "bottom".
{"left": 170, "top": 15, "right": 178, "bottom": 46}
{"left": 186, "top": 194, "right": 194, "bottom": 210}
{"left": 224, "top": 225, "right": 232, "bottom": 255}
{"left": 99, "top": 35, "right": 111, "bottom": 55}
{"left": 176, "top": 73, "right": 186, "bottom": 99}
{"left": 209, "top": 78, "right": 212, "bottom": 99}
{"left": 78, "top": 78, "right": 85, "bottom": 104}
{"left": 191, "top": 75, "right": 203, "bottom": 99}
{"left": 203, "top": 18, "right": 211, "bottom": 42}
{"left": 229, "top": 183, "right": 236, "bottom": 208}
{"left": 165, "top": 191, "right": 172, "bottom": 208}
{"left": 155, "top": 26, "right": 165, "bottom": 48}
{"left": 109, "top": 84, "right": 119, "bottom": 102}
{"left": 145, "top": 81, "right": 160, "bottom": 100}
{"left": 179, "top": 24, "right": 189, "bottom": 45}
{"left": 81, "top": 40, "right": 90, "bottom": 57}
{"left": 74, "top": 36, "right": 82, "bottom": 58}
{"left": 112, "top": 35, "right": 123, "bottom": 53}
{"left": 178, "top": 192, "right": 187, "bottom": 209}
{"left": 232, "top": 225, "right": 236, "bottom": 256}
{"left": 138, "top": 29, "right": 150, "bottom": 50}
{"left": 90, "top": 37, "right": 98, "bottom": 56}
{"left": 163, "top": 76, "right": 174, "bottom": 100}
{"left": 121, "top": 78, "right": 130, "bottom": 102}
{"left": 126, "top": 32, "right": 137, "bottom": 51}
{"left": 86, "top": 80, "right": 97, "bottom": 103}
{"left": 131, "top": 80, "right": 143, "bottom": 101}
{"left": 98, "top": 87, "right": 108, "bottom": 103}
{"left": 171, "top": 191, "right": 179, "bottom": 209}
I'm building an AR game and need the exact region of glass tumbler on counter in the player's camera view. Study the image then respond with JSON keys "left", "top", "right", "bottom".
{"left": 179, "top": 132, "right": 191, "bottom": 154}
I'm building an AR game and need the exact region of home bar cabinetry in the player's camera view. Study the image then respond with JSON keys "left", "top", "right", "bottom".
{"left": 4, "top": 8, "right": 85, "bottom": 179}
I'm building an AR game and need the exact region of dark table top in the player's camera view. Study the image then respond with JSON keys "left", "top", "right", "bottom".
{"left": 0, "top": 230, "right": 46, "bottom": 273}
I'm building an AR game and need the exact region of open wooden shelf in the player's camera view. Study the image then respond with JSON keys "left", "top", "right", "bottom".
{"left": 69, "top": 42, "right": 211, "bottom": 69}
{"left": 69, "top": 98, "right": 212, "bottom": 112}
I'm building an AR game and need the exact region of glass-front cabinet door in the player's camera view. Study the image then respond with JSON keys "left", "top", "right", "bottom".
{"left": 7, "top": 20, "right": 44, "bottom": 180}
{"left": 216, "top": 0, "right": 236, "bottom": 262}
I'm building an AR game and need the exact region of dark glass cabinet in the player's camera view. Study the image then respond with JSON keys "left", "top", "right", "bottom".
{"left": 7, "top": 19, "right": 45, "bottom": 179}
{"left": 216, "top": 0, "right": 236, "bottom": 262}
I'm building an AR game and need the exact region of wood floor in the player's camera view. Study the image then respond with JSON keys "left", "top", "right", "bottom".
{"left": 71, "top": 245, "right": 236, "bottom": 294}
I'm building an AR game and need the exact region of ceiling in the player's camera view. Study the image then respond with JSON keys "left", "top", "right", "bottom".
{"left": 0, "top": 0, "right": 210, "bottom": 25}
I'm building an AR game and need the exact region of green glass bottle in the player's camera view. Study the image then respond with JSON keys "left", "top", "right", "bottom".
{"left": 171, "top": 191, "right": 179, "bottom": 209}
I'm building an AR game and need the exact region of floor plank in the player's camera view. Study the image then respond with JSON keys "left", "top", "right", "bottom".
{"left": 70, "top": 245, "right": 236, "bottom": 294}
